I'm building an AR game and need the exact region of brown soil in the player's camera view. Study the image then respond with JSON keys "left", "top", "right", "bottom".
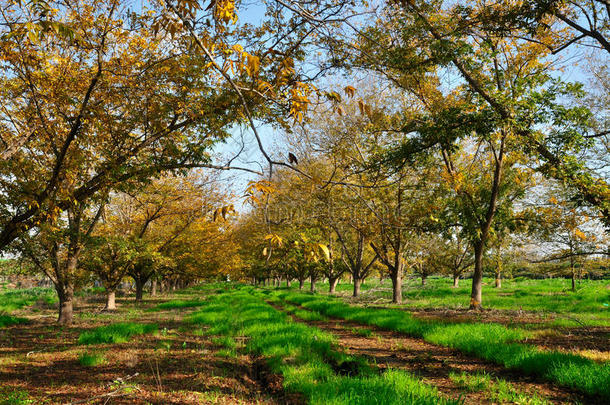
{"left": 0, "top": 295, "right": 293, "bottom": 404}
{"left": 270, "top": 302, "right": 597, "bottom": 405}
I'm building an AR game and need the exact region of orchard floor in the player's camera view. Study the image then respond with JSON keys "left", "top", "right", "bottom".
{"left": 267, "top": 301, "right": 588, "bottom": 405}
{"left": 0, "top": 290, "right": 284, "bottom": 404}
{"left": 287, "top": 277, "right": 610, "bottom": 362}
{"left": 0, "top": 281, "right": 608, "bottom": 404}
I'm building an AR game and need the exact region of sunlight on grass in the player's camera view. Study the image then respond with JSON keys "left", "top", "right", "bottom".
{"left": 78, "top": 351, "right": 106, "bottom": 367}
{"left": 449, "top": 371, "right": 551, "bottom": 404}
{"left": 78, "top": 322, "right": 158, "bottom": 345}
{"left": 151, "top": 299, "right": 208, "bottom": 311}
{"left": 188, "top": 289, "right": 462, "bottom": 405}
{"left": 272, "top": 289, "right": 610, "bottom": 401}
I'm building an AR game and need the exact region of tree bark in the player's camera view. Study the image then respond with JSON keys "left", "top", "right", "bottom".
{"left": 495, "top": 272, "right": 502, "bottom": 288}
{"left": 310, "top": 275, "right": 316, "bottom": 293}
{"left": 470, "top": 242, "right": 484, "bottom": 310}
{"left": 135, "top": 279, "right": 144, "bottom": 301}
{"left": 299, "top": 278, "right": 305, "bottom": 290}
{"left": 353, "top": 277, "right": 362, "bottom": 297}
{"left": 421, "top": 275, "right": 427, "bottom": 286}
{"left": 570, "top": 256, "right": 576, "bottom": 292}
{"left": 105, "top": 290, "right": 116, "bottom": 310}
{"left": 453, "top": 274, "right": 459, "bottom": 288}
{"left": 329, "top": 277, "right": 339, "bottom": 294}
{"left": 391, "top": 273, "right": 402, "bottom": 304}
{"left": 151, "top": 279, "right": 157, "bottom": 296}
{"left": 286, "top": 278, "right": 291, "bottom": 288}
{"left": 57, "top": 283, "right": 74, "bottom": 325}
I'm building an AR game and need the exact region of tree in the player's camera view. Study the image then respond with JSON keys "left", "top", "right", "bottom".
{"left": 531, "top": 185, "right": 604, "bottom": 290}
{"left": 94, "top": 173, "right": 228, "bottom": 301}
{"left": 426, "top": 226, "right": 473, "bottom": 288}
{"left": 385, "top": 0, "right": 610, "bottom": 228}
{"left": 17, "top": 198, "right": 105, "bottom": 324}
{"left": 0, "top": 0, "right": 251, "bottom": 251}
{"left": 81, "top": 235, "right": 134, "bottom": 310}
{"left": 345, "top": 0, "right": 595, "bottom": 309}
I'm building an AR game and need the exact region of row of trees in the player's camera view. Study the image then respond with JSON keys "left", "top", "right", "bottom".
{"left": 0, "top": 0, "right": 357, "bottom": 324}
{"left": 234, "top": 0, "right": 610, "bottom": 307}
{"left": 11, "top": 172, "right": 239, "bottom": 323}
{"left": 0, "top": 0, "right": 608, "bottom": 321}
{"left": 235, "top": 115, "right": 607, "bottom": 303}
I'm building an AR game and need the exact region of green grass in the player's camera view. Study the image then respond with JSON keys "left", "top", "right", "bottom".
{"left": 0, "top": 287, "right": 56, "bottom": 329}
{"left": 0, "top": 287, "right": 56, "bottom": 314}
{"left": 292, "top": 308, "right": 327, "bottom": 321}
{"left": 187, "top": 288, "right": 461, "bottom": 405}
{"left": 211, "top": 335, "right": 237, "bottom": 350}
{"left": 449, "top": 371, "right": 550, "bottom": 404}
{"left": 286, "top": 277, "right": 610, "bottom": 322}
{"left": 0, "top": 388, "right": 34, "bottom": 405}
{"left": 0, "top": 314, "right": 28, "bottom": 328}
{"left": 350, "top": 327, "right": 374, "bottom": 338}
{"left": 78, "top": 322, "right": 158, "bottom": 345}
{"left": 270, "top": 290, "right": 610, "bottom": 401}
{"left": 151, "top": 299, "right": 208, "bottom": 311}
{"left": 78, "top": 351, "right": 106, "bottom": 366}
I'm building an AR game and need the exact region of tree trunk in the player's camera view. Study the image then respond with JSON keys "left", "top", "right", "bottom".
{"left": 495, "top": 272, "right": 502, "bottom": 288}
{"left": 470, "top": 243, "right": 484, "bottom": 310}
{"left": 105, "top": 290, "right": 116, "bottom": 310}
{"left": 135, "top": 279, "right": 144, "bottom": 301}
{"left": 329, "top": 277, "right": 339, "bottom": 294}
{"left": 299, "top": 278, "right": 304, "bottom": 290}
{"left": 570, "top": 256, "right": 576, "bottom": 292}
{"left": 310, "top": 275, "right": 316, "bottom": 292}
{"left": 286, "top": 278, "right": 291, "bottom": 288}
{"left": 353, "top": 277, "right": 362, "bottom": 297}
{"left": 453, "top": 274, "right": 459, "bottom": 288}
{"left": 421, "top": 275, "right": 427, "bottom": 286}
{"left": 57, "top": 283, "right": 74, "bottom": 325}
{"left": 151, "top": 280, "right": 157, "bottom": 296}
{"left": 391, "top": 273, "right": 402, "bottom": 304}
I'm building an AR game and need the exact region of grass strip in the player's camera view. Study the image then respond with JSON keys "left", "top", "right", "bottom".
{"left": 0, "top": 287, "right": 56, "bottom": 313}
{"left": 151, "top": 299, "right": 208, "bottom": 311}
{"left": 187, "top": 288, "right": 461, "bottom": 405}
{"left": 269, "top": 290, "right": 610, "bottom": 401}
{"left": 449, "top": 371, "right": 550, "bottom": 404}
{"left": 78, "top": 322, "right": 158, "bottom": 345}
{"left": 0, "top": 314, "right": 28, "bottom": 328}
{"left": 78, "top": 351, "right": 106, "bottom": 366}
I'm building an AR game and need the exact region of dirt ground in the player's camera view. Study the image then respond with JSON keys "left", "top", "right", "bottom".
{"left": 0, "top": 294, "right": 285, "bottom": 405}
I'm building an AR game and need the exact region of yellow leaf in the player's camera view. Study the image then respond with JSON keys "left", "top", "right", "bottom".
{"left": 344, "top": 85, "right": 356, "bottom": 98}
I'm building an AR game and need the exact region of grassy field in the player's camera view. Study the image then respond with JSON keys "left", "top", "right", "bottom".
{"left": 288, "top": 277, "right": 610, "bottom": 326}
{"left": 0, "top": 286, "right": 56, "bottom": 328}
{"left": 0, "top": 281, "right": 608, "bottom": 404}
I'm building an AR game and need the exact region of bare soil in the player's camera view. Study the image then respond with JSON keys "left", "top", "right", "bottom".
{"left": 0, "top": 295, "right": 290, "bottom": 404}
